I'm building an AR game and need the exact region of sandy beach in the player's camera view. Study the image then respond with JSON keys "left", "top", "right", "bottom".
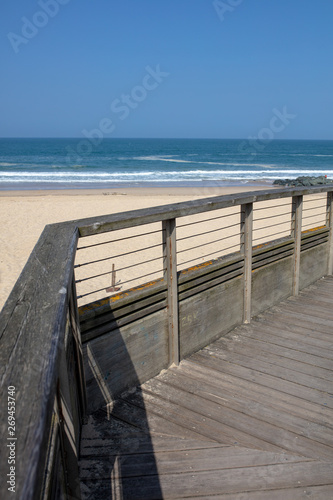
{"left": 2, "top": 183, "right": 325, "bottom": 311}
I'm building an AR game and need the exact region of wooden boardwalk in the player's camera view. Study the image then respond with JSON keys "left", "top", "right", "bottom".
{"left": 79, "top": 277, "right": 333, "bottom": 499}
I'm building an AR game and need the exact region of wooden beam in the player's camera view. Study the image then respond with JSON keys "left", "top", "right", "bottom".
{"left": 292, "top": 195, "right": 303, "bottom": 295}
{"left": 70, "top": 277, "right": 87, "bottom": 418}
{"left": 57, "top": 345, "right": 82, "bottom": 499}
{"left": 77, "top": 186, "right": 333, "bottom": 237}
{"left": 0, "top": 223, "right": 79, "bottom": 500}
{"left": 241, "top": 203, "right": 253, "bottom": 323}
{"left": 163, "top": 219, "right": 179, "bottom": 366}
{"left": 327, "top": 191, "right": 333, "bottom": 275}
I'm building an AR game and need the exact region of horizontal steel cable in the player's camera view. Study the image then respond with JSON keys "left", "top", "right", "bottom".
{"left": 75, "top": 255, "right": 163, "bottom": 283}
{"left": 75, "top": 242, "right": 162, "bottom": 268}
{"left": 77, "top": 228, "right": 162, "bottom": 250}
{"left": 177, "top": 222, "right": 239, "bottom": 242}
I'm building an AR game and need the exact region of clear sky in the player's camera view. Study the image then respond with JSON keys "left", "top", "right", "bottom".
{"left": 1, "top": 0, "right": 332, "bottom": 139}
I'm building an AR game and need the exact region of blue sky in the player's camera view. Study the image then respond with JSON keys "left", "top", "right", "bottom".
{"left": 1, "top": 0, "right": 332, "bottom": 139}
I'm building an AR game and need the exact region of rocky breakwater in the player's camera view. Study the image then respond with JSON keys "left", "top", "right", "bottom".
{"left": 273, "top": 175, "right": 333, "bottom": 187}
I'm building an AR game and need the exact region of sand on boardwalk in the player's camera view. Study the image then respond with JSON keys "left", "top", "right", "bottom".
{"left": 1, "top": 184, "right": 325, "bottom": 311}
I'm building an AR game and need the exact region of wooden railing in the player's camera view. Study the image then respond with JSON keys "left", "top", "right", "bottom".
{"left": 1, "top": 185, "right": 333, "bottom": 499}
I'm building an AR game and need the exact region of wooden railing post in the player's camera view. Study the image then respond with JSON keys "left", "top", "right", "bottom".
{"left": 70, "top": 277, "right": 87, "bottom": 419}
{"left": 327, "top": 191, "right": 333, "bottom": 275}
{"left": 291, "top": 195, "right": 303, "bottom": 295}
{"left": 57, "top": 349, "right": 82, "bottom": 500}
{"left": 162, "top": 219, "right": 180, "bottom": 366}
{"left": 241, "top": 203, "right": 253, "bottom": 324}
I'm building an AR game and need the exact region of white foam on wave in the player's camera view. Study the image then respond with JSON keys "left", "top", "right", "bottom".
{"left": 134, "top": 155, "right": 279, "bottom": 169}
{"left": 1, "top": 168, "right": 332, "bottom": 184}
{"left": 288, "top": 154, "right": 333, "bottom": 157}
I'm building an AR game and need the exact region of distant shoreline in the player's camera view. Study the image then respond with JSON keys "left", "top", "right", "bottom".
{"left": 0, "top": 179, "right": 274, "bottom": 193}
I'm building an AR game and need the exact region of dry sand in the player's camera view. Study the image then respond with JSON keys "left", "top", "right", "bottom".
{"left": 1, "top": 184, "right": 325, "bottom": 311}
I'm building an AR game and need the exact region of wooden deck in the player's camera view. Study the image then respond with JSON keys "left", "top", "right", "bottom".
{"left": 79, "top": 276, "right": 333, "bottom": 499}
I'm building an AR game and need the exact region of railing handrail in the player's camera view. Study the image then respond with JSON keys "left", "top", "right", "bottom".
{"left": 0, "top": 223, "right": 79, "bottom": 499}
{"left": 72, "top": 186, "right": 333, "bottom": 236}
{"left": 1, "top": 184, "right": 333, "bottom": 499}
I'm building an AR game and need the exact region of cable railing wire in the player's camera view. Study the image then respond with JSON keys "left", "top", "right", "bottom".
{"left": 302, "top": 215, "right": 325, "bottom": 223}
{"left": 77, "top": 228, "right": 163, "bottom": 250}
{"left": 253, "top": 228, "right": 292, "bottom": 243}
{"left": 110, "top": 268, "right": 165, "bottom": 288}
{"left": 77, "top": 268, "right": 165, "bottom": 299}
{"left": 177, "top": 233, "right": 239, "bottom": 256}
{"left": 75, "top": 191, "right": 331, "bottom": 302}
{"left": 75, "top": 242, "right": 162, "bottom": 268}
{"left": 178, "top": 243, "right": 240, "bottom": 269}
{"left": 253, "top": 211, "right": 291, "bottom": 222}
{"left": 76, "top": 255, "right": 163, "bottom": 284}
{"left": 302, "top": 205, "right": 325, "bottom": 212}
{"left": 302, "top": 222, "right": 327, "bottom": 230}
{"left": 303, "top": 196, "right": 326, "bottom": 202}
{"left": 177, "top": 222, "right": 239, "bottom": 242}
{"left": 254, "top": 202, "right": 291, "bottom": 212}
{"left": 177, "top": 211, "right": 239, "bottom": 229}
{"left": 253, "top": 220, "right": 292, "bottom": 232}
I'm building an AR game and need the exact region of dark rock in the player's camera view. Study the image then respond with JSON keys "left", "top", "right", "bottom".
{"left": 273, "top": 175, "right": 333, "bottom": 187}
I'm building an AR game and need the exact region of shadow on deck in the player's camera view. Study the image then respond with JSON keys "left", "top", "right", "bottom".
{"left": 79, "top": 276, "right": 333, "bottom": 499}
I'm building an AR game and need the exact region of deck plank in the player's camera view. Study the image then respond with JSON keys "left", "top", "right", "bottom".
{"left": 146, "top": 368, "right": 333, "bottom": 447}
{"left": 79, "top": 277, "right": 333, "bottom": 499}
{"left": 211, "top": 335, "right": 333, "bottom": 381}
{"left": 191, "top": 351, "right": 333, "bottom": 409}
{"left": 176, "top": 360, "right": 333, "bottom": 428}
{"left": 203, "top": 341, "right": 333, "bottom": 393}
{"left": 81, "top": 461, "right": 333, "bottom": 499}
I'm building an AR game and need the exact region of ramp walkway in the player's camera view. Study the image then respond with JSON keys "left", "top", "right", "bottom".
{"left": 79, "top": 276, "right": 333, "bottom": 499}
{"left": 2, "top": 186, "right": 333, "bottom": 499}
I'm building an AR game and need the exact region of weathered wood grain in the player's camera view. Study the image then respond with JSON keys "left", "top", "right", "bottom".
{"left": 1, "top": 186, "right": 333, "bottom": 499}
{"left": 0, "top": 222, "right": 80, "bottom": 499}
{"left": 79, "top": 277, "right": 333, "bottom": 499}
{"left": 292, "top": 195, "right": 303, "bottom": 295}
{"left": 179, "top": 276, "right": 243, "bottom": 358}
{"left": 80, "top": 288, "right": 167, "bottom": 334}
{"left": 83, "top": 309, "right": 169, "bottom": 413}
{"left": 162, "top": 218, "right": 179, "bottom": 365}
{"left": 327, "top": 191, "right": 333, "bottom": 274}
{"left": 171, "top": 486, "right": 333, "bottom": 500}
{"left": 251, "top": 256, "right": 293, "bottom": 317}
{"left": 178, "top": 359, "right": 331, "bottom": 426}
{"left": 300, "top": 243, "right": 329, "bottom": 290}
{"left": 241, "top": 202, "right": 253, "bottom": 323}
{"left": 75, "top": 186, "right": 333, "bottom": 237}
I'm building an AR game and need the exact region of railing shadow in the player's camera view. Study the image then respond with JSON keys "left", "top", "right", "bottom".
{"left": 81, "top": 317, "right": 164, "bottom": 500}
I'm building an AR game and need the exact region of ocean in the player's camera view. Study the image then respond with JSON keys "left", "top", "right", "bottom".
{"left": 0, "top": 138, "right": 333, "bottom": 189}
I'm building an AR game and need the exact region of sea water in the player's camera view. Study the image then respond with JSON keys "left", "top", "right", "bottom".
{"left": 0, "top": 138, "right": 332, "bottom": 189}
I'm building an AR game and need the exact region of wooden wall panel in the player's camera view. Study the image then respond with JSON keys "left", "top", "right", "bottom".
{"left": 251, "top": 257, "right": 293, "bottom": 318}
{"left": 300, "top": 243, "right": 328, "bottom": 291}
{"left": 179, "top": 277, "right": 244, "bottom": 359}
{"left": 83, "top": 309, "right": 169, "bottom": 413}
